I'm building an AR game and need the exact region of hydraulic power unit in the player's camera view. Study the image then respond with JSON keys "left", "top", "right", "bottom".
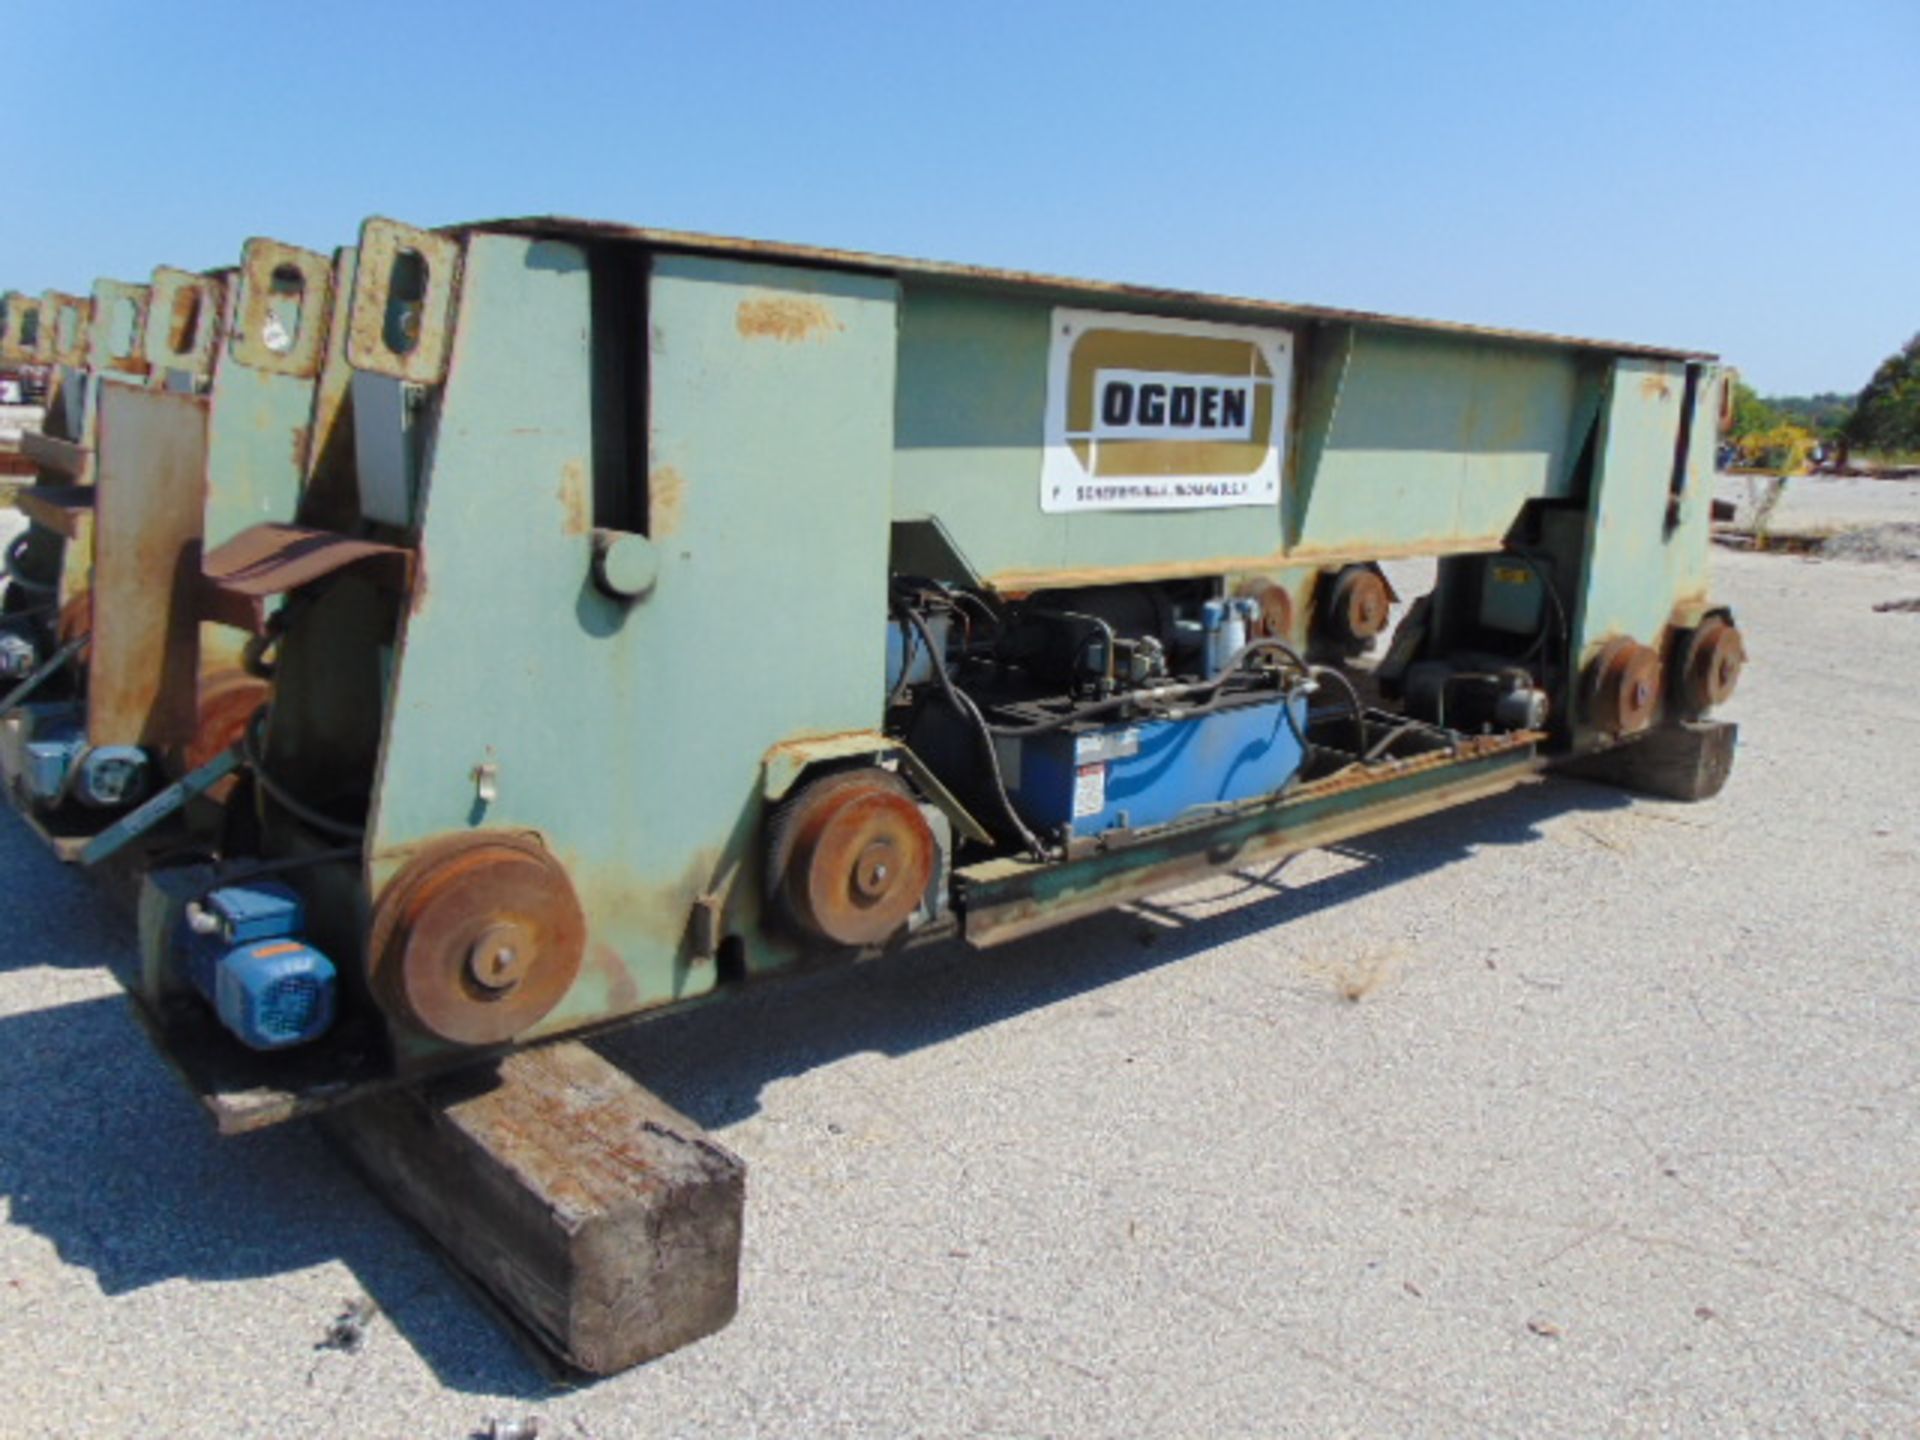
{"left": 3, "top": 214, "right": 1740, "bottom": 1129}
{"left": 997, "top": 692, "right": 1311, "bottom": 839}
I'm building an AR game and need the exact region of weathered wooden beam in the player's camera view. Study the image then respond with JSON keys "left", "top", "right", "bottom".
{"left": 1558, "top": 719, "right": 1738, "bottom": 802}
{"left": 321, "top": 1040, "right": 745, "bottom": 1374}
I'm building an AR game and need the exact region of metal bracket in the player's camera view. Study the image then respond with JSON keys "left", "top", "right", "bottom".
{"left": 761, "top": 731, "right": 992, "bottom": 845}
{"left": 145, "top": 268, "right": 226, "bottom": 382}
{"left": 0, "top": 292, "right": 42, "bottom": 362}
{"left": 345, "top": 217, "right": 461, "bottom": 385}
{"left": 42, "top": 291, "right": 90, "bottom": 367}
{"left": 688, "top": 892, "right": 725, "bottom": 960}
{"left": 229, "top": 239, "right": 333, "bottom": 378}
{"left": 79, "top": 745, "right": 243, "bottom": 867}
{"left": 88, "top": 280, "right": 151, "bottom": 377}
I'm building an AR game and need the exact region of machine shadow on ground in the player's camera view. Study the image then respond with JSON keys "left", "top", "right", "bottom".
{"left": 0, "top": 773, "right": 1632, "bottom": 1397}
{"left": 592, "top": 774, "right": 1632, "bottom": 1130}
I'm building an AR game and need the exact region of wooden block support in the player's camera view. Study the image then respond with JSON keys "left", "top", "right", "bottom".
{"left": 1558, "top": 719, "right": 1738, "bottom": 802}
{"left": 321, "top": 1041, "right": 745, "bottom": 1374}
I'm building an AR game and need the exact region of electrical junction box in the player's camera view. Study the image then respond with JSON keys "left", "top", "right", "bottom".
{"left": 1479, "top": 559, "right": 1547, "bottom": 636}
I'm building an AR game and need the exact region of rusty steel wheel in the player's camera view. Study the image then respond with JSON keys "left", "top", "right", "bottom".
{"left": 1320, "top": 566, "right": 1391, "bottom": 649}
{"left": 1235, "top": 578, "right": 1295, "bottom": 640}
{"left": 368, "top": 833, "right": 586, "bottom": 1047}
{"left": 1677, "top": 617, "right": 1745, "bottom": 717}
{"left": 768, "top": 769, "right": 935, "bottom": 948}
{"left": 186, "top": 669, "right": 270, "bottom": 772}
{"left": 1586, "top": 637, "right": 1662, "bottom": 735}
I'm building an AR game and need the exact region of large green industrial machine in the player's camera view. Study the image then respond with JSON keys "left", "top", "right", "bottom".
{"left": 4, "top": 216, "right": 1746, "bottom": 1130}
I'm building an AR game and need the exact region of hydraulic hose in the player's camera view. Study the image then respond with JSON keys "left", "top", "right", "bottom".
{"left": 240, "top": 711, "right": 367, "bottom": 841}
{"left": 2, "top": 534, "right": 54, "bottom": 597}
{"left": 904, "top": 605, "right": 1050, "bottom": 862}
{"left": 1307, "top": 664, "right": 1368, "bottom": 757}
{"left": 188, "top": 846, "right": 363, "bottom": 909}
{"left": 984, "top": 638, "right": 1311, "bottom": 738}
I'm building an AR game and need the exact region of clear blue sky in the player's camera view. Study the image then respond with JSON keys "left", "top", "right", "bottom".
{"left": 6, "top": 0, "right": 1913, "bottom": 395}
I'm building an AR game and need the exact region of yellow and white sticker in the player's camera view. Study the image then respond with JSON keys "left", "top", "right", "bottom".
{"left": 1042, "top": 308, "right": 1292, "bottom": 513}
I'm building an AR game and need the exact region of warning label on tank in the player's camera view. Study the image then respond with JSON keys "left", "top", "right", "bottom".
{"left": 1073, "top": 763, "right": 1107, "bottom": 819}
{"left": 1042, "top": 308, "right": 1292, "bottom": 514}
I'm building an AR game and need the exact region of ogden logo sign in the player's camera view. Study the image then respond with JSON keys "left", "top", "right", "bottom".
{"left": 1042, "top": 308, "right": 1293, "bottom": 513}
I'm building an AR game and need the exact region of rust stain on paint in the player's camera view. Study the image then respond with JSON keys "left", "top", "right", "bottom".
{"left": 735, "top": 297, "right": 843, "bottom": 343}
{"left": 559, "top": 459, "right": 589, "bottom": 535}
{"left": 650, "top": 465, "right": 686, "bottom": 536}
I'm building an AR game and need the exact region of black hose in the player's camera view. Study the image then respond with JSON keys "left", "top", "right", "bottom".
{"left": 885, "top": 609, "right": 921, "bottom": 709}
{"left": 985, "top": 638, "right": 1310, "bottom": 739}
{"left": 190, "top": 846, "right": 362, "bottom": 906}
{"left": 239, "top": 712, "right": 367, "bottom": 841}
{"left": 2, "top": 534, "right": 54, "bottom": 597}
{"left": 1024, "top": 607, "right": 1116, "bottom": 688}
{"left": 1280, "top": 690, "right": 1315, "bottom": 773}
{"left": 949, "top": 589, "right": 1003, "bottom": 635}
{"left": 904, "top": 605, "right": 1049, "bottom": 861}
{"left": 1231, "top": 635, "right": 1311, "bottom": 675}
{"left": 1307, "top": 664, "right": 1368, "bottom": 756}
{"left": 1362, "top": 719, "right": 1420, "bottom": 763}
{"left": 241, "top": 629, "right": 281, "bottom": 682}
{"left": 1506, "top": 550, "right": 1571, "bottom": 714}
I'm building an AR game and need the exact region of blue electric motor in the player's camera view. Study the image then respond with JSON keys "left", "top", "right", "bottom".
{"left": 18, "top": 711, "right": 151, "bottom": 809}
{"left": 182, "top": 882, "right": 337, "bottom": 1050}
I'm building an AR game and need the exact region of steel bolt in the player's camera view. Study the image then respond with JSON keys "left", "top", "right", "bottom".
{"left": 467, "top": 924, "right": 531, "bottom": 993}
{"left": 854, "top": 843, "right": 896, "bottom": 899}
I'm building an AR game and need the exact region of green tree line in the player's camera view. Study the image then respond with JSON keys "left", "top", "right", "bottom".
{"left": 1843, "top": 334, "right": 1920, "bottom": 455}
{"left": 1731, "top": 332, "right": 1920, "bottom": 459}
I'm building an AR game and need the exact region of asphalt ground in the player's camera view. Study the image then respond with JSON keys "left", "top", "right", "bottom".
{"left": 1, "top": 543, "right": 1916, "bottom": 1438}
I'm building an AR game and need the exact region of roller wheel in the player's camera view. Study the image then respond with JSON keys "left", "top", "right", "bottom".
{"left": 368, "top": 833, "right": 586, "bottom": 1047}
{"left": 1586, "top": 637, "right": 1662, "bottom": 736}
{"left": 1676, "top": 617, "right": 1745, "bottom": 717}
{"left": 767, "top": 769, "right": 935, "bottom": 948}
{"left": 1319, "top": 566, "right": 1391, "bottom": 650}
{"left": 1235, "top": 579, "right": 1295, "bottom": 640}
